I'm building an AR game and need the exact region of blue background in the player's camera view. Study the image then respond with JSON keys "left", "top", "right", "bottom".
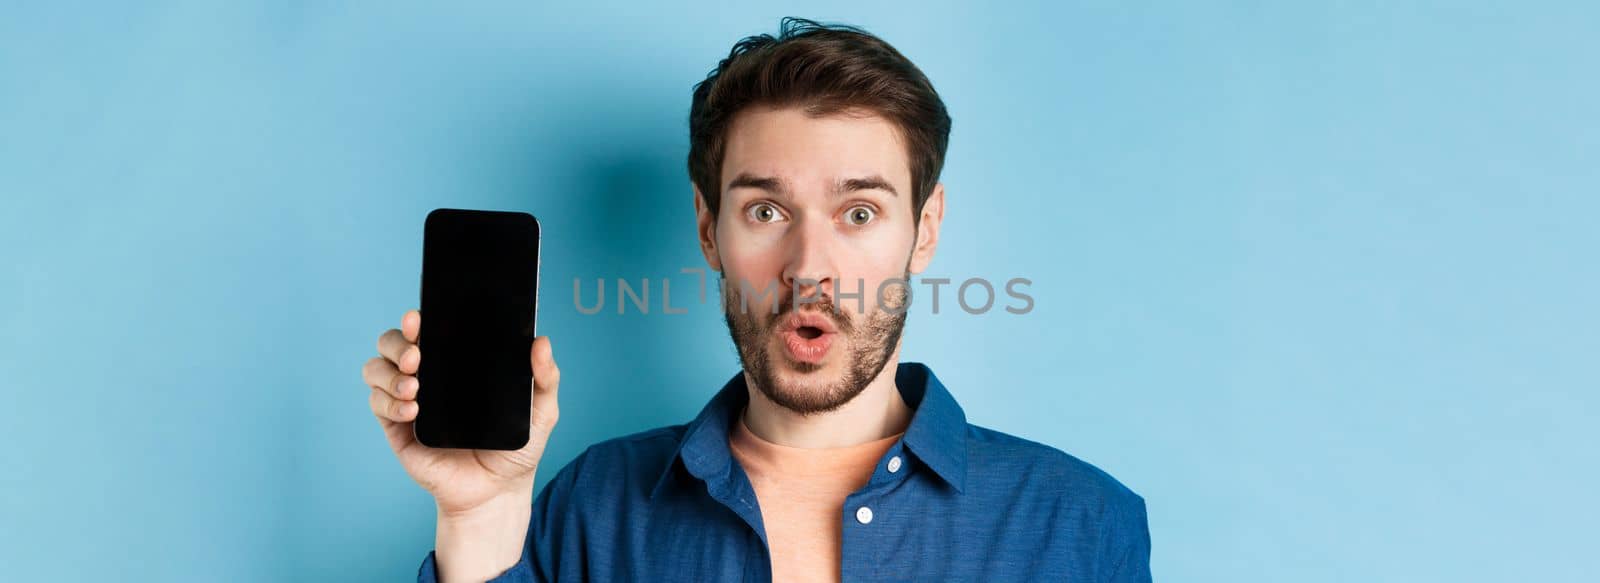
{"left": 3, "top": 2, "right": 1595, "bottom": 581}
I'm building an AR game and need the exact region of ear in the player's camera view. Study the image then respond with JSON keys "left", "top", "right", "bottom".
{"left": 908, "top": 182, "right": 945, "bottom": 274}
{"left": 693, "top": 185, "right": 723, "bottom": 271}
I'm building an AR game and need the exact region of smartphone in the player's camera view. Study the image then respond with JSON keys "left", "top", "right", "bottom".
{"left": 414, "top": 208, "right": 541, "bottom": 450}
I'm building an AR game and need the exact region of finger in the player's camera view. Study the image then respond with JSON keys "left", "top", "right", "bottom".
{"left": 375, "top": 409, "right": 418, "bottom": 458}
{"left": 362, "top": 356, "right": 417, "bottom": 400}
{"left": 370, "top": 387, "right": 418, "bottom": 423}
{"left": 367, "top": 394, "right": 418, "bottom": 458}
{"left": 529, "top": 336, "right": 560, "bottom": 434}
{"left": 362, "top": 356, "right": 397, "bottom": 395}
{"left": 402, "top": 309, "right": 421, "bottom": 343}
{"left": 377, "top": 328, "right": 420, "bottom": 374}
{"left": 391, "top": 373, "right": 418, "bottom": 400}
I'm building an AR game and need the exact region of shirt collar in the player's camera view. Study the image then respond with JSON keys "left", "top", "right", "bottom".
{"left": 650, "top": 361, "right": 968, "bottom": 500}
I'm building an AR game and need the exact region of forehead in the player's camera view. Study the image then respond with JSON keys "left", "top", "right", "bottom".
{"left": 720, "top": 106, "right": 911, "bottom": 192}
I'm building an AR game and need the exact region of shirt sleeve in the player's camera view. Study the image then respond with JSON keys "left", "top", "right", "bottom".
{"left": 415, "top": 450, "right": 590, "bottom": 583}
{"left": 1102, "top": 494, "right": 1153, "bottom": 583}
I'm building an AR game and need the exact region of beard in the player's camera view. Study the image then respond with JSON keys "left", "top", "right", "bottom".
{"left": 721, "top": 273, "right": 910, "bottom": 416}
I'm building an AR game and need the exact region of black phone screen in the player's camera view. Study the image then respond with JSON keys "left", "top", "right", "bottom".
{"left": 414, "top": 208, "right": 540, "bottom": 450}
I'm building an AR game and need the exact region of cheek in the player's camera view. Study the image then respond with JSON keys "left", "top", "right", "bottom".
{"left": 837, "top": 238, "right": 915, "bottom": 309}
{"left": 725, "top": 256, "right": 784, "bottom": 287}
{"left": 717, "top": 229, "right": 786, "bottom": 286}
{"left": 847, "top": 222, "right": 915, "bottom": 274}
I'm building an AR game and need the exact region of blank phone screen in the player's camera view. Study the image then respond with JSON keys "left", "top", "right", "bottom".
{"left": 414, "top": 208, "right": 540, "bottom": 450}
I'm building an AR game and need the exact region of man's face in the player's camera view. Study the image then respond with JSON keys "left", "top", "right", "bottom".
{"left": 696, "top": 106, "right": 939, "bottom": 415}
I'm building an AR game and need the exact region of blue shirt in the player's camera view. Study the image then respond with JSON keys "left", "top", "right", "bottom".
{"left": 418, "top": 362, "right": 1152, "bottom": 582}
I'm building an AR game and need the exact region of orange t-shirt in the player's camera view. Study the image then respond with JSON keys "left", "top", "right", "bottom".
{"left": 728, "top": 414, "right": 905, "bottom": 583}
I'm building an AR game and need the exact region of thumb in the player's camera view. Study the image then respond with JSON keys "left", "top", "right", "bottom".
{"left": 528, "top": 336, "right": 561, "bottom": 438}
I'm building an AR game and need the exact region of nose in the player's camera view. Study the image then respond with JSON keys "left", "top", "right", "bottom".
{"left": 781, "top": 212, "right": 836, "bottom": 304}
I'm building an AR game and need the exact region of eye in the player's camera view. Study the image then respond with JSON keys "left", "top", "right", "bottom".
{"left": 746, "top": 202, "right": 786, "bottom": 224}
{"left": 843, "top": 205, "right": 876, "bottom": 226}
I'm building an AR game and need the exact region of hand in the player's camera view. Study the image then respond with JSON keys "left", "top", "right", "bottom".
{"left": 360, "top": 309, "right": 561, "bottom": 581}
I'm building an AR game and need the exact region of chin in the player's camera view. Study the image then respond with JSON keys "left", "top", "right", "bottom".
{"left": 770, "top": 355, "right": 824, "bottom": 381}
{"left": 767, "top": 350, "right": 843, "bottom": 387}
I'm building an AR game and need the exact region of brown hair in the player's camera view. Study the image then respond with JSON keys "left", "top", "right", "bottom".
{"left": 688, "top": 17, "right": 952, "bottom": 218}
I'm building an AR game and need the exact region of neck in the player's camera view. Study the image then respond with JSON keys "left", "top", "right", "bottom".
{"left": 741, "top": 348, "right": 912, "bottom": 449}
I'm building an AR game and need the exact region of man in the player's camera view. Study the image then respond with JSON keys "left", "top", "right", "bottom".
{"left": 361, "top": 18, "right": 1151, "bottom": 582}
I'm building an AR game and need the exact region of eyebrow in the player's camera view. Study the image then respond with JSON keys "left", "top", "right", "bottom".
{"left": 726, "top": 173, "right": 784, "bottom": 194}
{"left": 725, "top": 172, "right": 898, "bottom": 197}
{"left": 839, "top": 176, "right": 898, "bottom": 196}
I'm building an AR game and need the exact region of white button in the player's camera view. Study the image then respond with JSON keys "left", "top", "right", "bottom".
{"left": 887, "top": 455, "right": 903, "bottom": 473}
{"left": 855, "top": 506, "right": 874, "bottom": 524}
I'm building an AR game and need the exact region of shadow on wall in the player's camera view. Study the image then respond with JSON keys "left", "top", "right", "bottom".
{"left": 481, "top": 82, "right": 733, "bottom": 487}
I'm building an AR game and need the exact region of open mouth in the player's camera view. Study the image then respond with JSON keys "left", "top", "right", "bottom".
{"left": 778, "top": 312, "right": 837, "bottom": 365}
